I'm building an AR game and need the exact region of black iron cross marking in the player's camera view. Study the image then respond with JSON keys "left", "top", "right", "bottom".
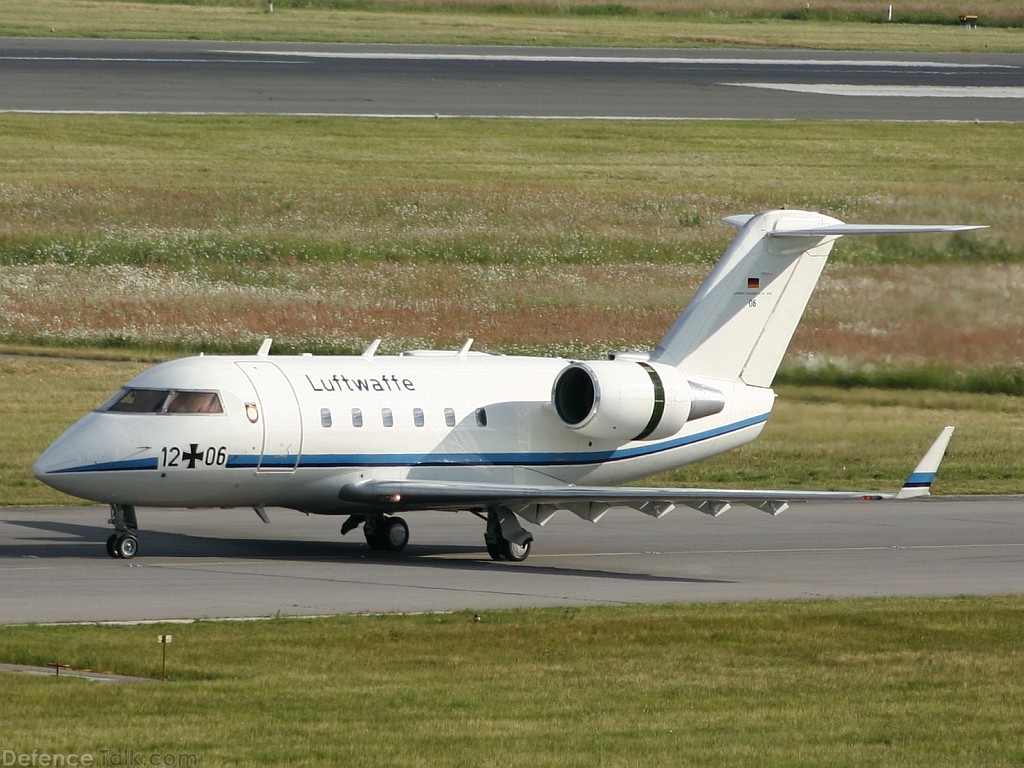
{"left": 182, "top": 443, "right": 203, "bottom": 469}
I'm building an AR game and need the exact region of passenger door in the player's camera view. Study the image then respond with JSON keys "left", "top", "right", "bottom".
{"left": 236, "top": 361, "right": 303, "bottom": 471}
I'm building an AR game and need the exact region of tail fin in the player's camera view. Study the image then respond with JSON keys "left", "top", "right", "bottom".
{"left": 651, "top": 209, "right": 984, "bottom": 387}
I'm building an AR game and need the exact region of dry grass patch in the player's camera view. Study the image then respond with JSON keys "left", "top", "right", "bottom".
{"left": 3, "top": 261, "right": 1022, "bottom": 370}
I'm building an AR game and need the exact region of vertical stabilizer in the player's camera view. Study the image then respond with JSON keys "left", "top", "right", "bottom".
{"left": 651, "top": 209, "right": 843, "bottom": 387}
{"left": 651, "top": 211, "right": 984, "bottom": 387}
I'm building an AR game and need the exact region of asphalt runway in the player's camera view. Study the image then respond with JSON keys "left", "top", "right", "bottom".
{"left": 1, "top": 38, "right": 1021, "bottom": 120}
{"left": 1, "top": 499, "right": 1021, "bottom": 624}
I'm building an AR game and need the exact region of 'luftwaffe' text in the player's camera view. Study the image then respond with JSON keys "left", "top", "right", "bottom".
{"left": 305, "top": 374, "right": 416, "bottom": 394}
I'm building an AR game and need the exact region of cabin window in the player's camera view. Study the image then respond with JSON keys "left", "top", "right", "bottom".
{"left": 475, "top": 408, "right": 488, "bottom": 427}
{"left": 320, "top": 408, "right": 333, "bottom": 428}
{"left": 351, "top": 408, "right": 363, "bottom": 428}
{"left": 104, "top": 388, "right": 223, "bottom": 415}
{"left": 444, "top": 407, "right": 456, "bottom": 427}
{"left": 413, "top": 408, "right": 425, "bottom": 427}
{"left": 382, "top": 408, "right": 394, "bottom": 428}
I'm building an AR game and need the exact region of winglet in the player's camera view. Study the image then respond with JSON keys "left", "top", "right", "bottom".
{"left": 895, "top": 426, "right": 955, "bottom": 499}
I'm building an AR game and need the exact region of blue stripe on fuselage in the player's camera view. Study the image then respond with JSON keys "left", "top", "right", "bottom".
{"left": 46, "top": 413, "right": 770, "bottom": 474}
{"left": 48, "top": 457, "right": 159, "bottom": 474}
{"left": 232, "top": 412, "right": 770, "bottom": 470}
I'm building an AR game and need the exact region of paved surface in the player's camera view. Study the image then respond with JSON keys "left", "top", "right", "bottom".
{"left": 0, "top": 662, "right": 159, "bottom": 683}
{"left": 1, "top": 499, "right": 1021, "bottom": 624}
{"left": 1, "top": 38, "right": 1021, "bottom": 120}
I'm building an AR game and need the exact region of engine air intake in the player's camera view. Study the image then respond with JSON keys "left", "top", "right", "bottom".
{"left": 551, "top": 361, "right": 723, "bottom": 442}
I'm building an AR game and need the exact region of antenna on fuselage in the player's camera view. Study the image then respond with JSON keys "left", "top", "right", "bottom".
{"left": 257, "top": 338, "right": 273, "bottom": 357}
{"left": 458, "top": 338, "right": 474, "bottom": 359}
{"left": 362, "top": 339, "right": 382, "bottom": 359}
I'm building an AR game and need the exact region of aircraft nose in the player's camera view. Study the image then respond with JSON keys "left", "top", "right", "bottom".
{"left": 33, "top": 412, "right": 133, "bottom": 500}
{"left": 33, "top": 434, "right": 89, "bottom": 488}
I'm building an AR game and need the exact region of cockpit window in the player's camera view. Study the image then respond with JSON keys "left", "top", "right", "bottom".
{"left": 106, "top": 388, "right": 171, "bottom": 413}
{"left": 104, "top": 388, "right": 224, "bottom": 415}
{"left": 166, "top": 391, "right": 223, "bottom": 414}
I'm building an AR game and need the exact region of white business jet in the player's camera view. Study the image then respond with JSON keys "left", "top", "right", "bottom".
{"left": 34, "top": 209, "right": 982, "bottom": 561}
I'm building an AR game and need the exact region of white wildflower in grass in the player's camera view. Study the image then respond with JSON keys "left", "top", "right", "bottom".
{"left": 4, "top": 260, "right": 1021, "bottom": 368}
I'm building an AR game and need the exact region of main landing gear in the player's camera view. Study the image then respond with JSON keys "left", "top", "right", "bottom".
{"left": 341, "top": 513, "right": 410, "bottom": 553}
{"left": 484, "top": 507, "right": 534, "bottom": 562}
{"left": 342, "top": 508, "right": 535, "bottom": 561}
{"left": 106, "top": 504, "right": 139, "bottom": 559}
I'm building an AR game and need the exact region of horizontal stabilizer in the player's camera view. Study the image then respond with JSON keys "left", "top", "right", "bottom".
{"left": 722, "top": 217, "right": 986, "bottom": 237}
{"left": 768, "top": 224, "right": 986, "bottom": 237}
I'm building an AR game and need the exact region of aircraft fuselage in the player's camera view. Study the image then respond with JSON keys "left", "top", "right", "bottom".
{"left": 35, "top": 351, "right": 774, "bottom": 515}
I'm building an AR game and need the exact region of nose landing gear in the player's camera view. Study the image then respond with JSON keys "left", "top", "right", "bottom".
{"left": 106, "top": 504, "right": 139, "bottom": 559}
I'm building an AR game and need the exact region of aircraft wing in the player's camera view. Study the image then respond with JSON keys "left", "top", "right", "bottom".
{"left": 338, "top": 426, "right": 954, "bottom": 524}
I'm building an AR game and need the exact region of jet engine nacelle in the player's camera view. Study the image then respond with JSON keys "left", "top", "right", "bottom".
{"left": 551, "top": 361, "right": 724, "bottom": 442}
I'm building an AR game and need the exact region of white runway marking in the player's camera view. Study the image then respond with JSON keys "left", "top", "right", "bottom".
{"left": 7, "top": 51, "right": 1013, "bottom": 72}
{"left": 0, "top": 56, "right": 299, "bottom": 64}
{"left": 732, "top": 83, "right": 1024, "bottom": 99}
{"left": 214, "top": 50, "right": 1016, "bottom": 70}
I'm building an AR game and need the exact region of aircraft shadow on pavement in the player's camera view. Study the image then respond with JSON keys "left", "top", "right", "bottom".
{"left": 1, "top": 519, "right": 733, "bottom": 586}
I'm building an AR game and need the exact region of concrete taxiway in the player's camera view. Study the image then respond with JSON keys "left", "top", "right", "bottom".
{"left": 1, "top": 499, "right": 1021, "bottom": 624}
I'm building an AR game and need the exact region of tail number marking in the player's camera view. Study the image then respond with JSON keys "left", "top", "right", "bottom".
{"left": 161, "top": 444, "right": 228, "bottom": 469}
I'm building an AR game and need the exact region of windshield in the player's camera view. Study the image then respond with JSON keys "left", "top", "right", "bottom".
{"left": 103, "top": 388, "right": 224, "bottom": 414}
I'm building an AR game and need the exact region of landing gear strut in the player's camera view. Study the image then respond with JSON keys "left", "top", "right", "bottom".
{"left": 106, "top": 504, "right": 139, "bottom": 559}
{"left": 484, "top": 507, "right": 533, "bottom": 562}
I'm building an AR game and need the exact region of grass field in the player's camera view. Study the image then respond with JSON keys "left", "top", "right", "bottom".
{"left": 3, "top": 0, "right": 1022, "bottom": 50}
{"left": 2, "top": 598, "right": 1024, "bottom": 766}
{"left": 2, "top": 116, "right": 1021, "bottom": 373}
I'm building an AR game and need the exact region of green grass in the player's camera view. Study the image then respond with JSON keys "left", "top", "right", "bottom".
{"left": 0, "top": 357, "right": 148, "bottom": 505}
{"left": 3, "top": 116, "right": 1018, "bottom": 266}
{"left": 3, "top": 0, "right": 1023, "bottom": 49}
{"left": 2, "top": 598, "right": 1024, "bottom": 766}
{"left": 656, "top": 385, "right": 1024, "bottom": 494}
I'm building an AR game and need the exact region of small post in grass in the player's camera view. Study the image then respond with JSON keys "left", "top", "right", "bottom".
{"left": 157, "top": 634, "right": 173, "bottom": 681}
